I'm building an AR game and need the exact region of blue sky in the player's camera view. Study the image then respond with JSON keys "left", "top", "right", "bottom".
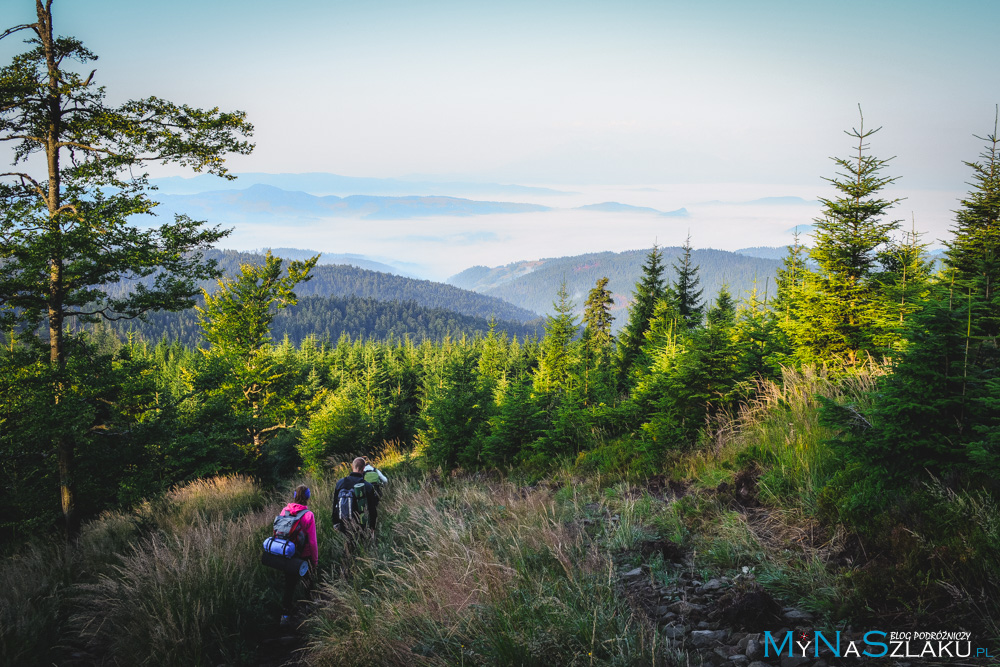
{"left": 3, "top": 0, "right": 995, "bottom": 189}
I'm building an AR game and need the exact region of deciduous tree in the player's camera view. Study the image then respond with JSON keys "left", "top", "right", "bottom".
{"left": 0, "top": 1, "right": 253, "bottom": 535}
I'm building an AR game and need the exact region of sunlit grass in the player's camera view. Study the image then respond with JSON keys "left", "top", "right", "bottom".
{"left": 303, "top": 475, "right": 666, "bottom": 666}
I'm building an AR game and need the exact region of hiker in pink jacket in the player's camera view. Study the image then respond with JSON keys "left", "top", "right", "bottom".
{"left": 279, "top": 485, "right": 318, "bottom": 626}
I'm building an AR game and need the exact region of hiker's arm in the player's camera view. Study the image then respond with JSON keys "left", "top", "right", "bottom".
{"left": 331, "top": 480, "right": 342, "bottom": 527}
{"left": 305, "top": 511, "right": 318, "bottom": 568}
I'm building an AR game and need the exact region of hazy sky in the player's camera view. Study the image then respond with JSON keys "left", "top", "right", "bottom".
{"left": 3, "top": 0, "right": 996, "bottom": 189}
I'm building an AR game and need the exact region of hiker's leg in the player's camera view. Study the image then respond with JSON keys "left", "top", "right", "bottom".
{"left": 282, "top": 570, "right": 298, "bottom": 612}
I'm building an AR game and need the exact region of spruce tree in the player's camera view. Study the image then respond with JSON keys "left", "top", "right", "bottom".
{"left": 944, "top": 114, "right": 1000, "bottom": 336}
{"left": 773, "top": 229, "right": 807, "bottom": 328}
{"left": 534, "top": 280, "right": 579, "bottom": 395}
{"left": 735, "top": 280, "right": 787, "bottom": 385}
{"left": 878, "top": 221, "right": 932, "bottom": 334}
{"left": 616, "top": 246, "right": 666, "bottom": 386}
{"left": 582, "top": 277, "right": 615, "bottom": 402}
{"left": 671, "top": 234, "right": 705, "bottom": 330}
{"left": 794, "top": 110, "right": 902, "bottom": 365}
{"left": 642, "top": 287, "right": 738, "bottom": 447}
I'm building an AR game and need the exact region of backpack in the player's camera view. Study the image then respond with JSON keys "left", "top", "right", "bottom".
{"left": 336, "top": 481, "right": 369, "bottom": 528}
{"left": 272, "top": 507, "right": 309, "bottom": 553}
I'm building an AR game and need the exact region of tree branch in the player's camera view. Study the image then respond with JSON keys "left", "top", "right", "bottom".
{"left": 0, "top": 136, "right": 48, "bottom": 148}
{"left": 0, "top": 23, "right": 36, "bottom": 41}
{"left": 55, "top": 141, "right": 112, "bottom": 154}
{"left": 0, "top": 172, "right": 46, "bottom": 201}
{"left": 64, "top": 309, "right": 145, "bottom": 322}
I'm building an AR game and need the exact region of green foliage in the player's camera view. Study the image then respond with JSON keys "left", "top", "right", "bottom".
{"left": 533, "top": 281, "right": 580, "bottom": 395}
{"left": 481, "top": 375, "right": 546, "bottom": 467}
{"left": 671, "top": 233, "right": 705, "bottom": 330}
{"left": 639, "top": 288, "right": 740, "bottom": 449}
{"left": 0, "top": 0, "right": 252, "bottom": 535}
{"left": 197, "top": 251, "right": 318, "bottom": 357}
{"left": 581, "top": 277, "right": 615, "bottom": 403}
{"left": 195, "top": 252, "right": 319, "bottom": 461}
{"left": 789, "top": 111, "right": 905, "bottom": 365}
{"left": 945, "top": 115, "right": 1000, "bottom": 334}
{"left": 419, "top": 345, "right": 491, "bottom": 470}
{"left": 616, "top": 246, "right": 667, "bottom": 386}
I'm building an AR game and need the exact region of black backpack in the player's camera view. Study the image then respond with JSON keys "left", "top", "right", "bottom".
{"left": 336, "top": 481, "right": 369, "bottom": 528}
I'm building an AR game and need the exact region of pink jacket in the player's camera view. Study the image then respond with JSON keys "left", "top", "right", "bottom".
{"left": 281, "top": 503, "right": 318, "bottom": 569}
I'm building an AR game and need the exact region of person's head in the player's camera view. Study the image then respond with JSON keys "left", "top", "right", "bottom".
{"left": 293, "top": 485, "right": 310, "bottom": 505}
{"left": 352, "top": 457, "right": 366, "bottom": 473}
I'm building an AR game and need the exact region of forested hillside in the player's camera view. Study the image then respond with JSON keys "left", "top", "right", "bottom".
{"left": 102, "top": 293, "right": 543, "bottom": 346}
{"left": 105, "top": 248, "right": 541, "bottom": 323}
{"left": 448, "top": 246, "right": 782, "bottom": 321}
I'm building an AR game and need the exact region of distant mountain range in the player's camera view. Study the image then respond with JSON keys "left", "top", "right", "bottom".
{"left": 106, "top": 294, "right": 543, "bottom": 347}
{"left": 735, "top": 246, "right": 792, "bottom": 260}
{"left": 149, "top": 185, "right": 696, "bottom": 223}
{"left": 151, "top": 172, "right": 573, "bottom": 197}
{"left": 448, "top": 247, "right": 783, "bottom": 325}
{"left": 575, "top": 202, "right": 689, "bottom": 217}
{"left": 153, "top": 185, "right": 550, "bottom": 222}
{"left": 105, "top": 249, "right": 542, "bottom": 324}
{"left": 265, "top": 248, "right": 420, "bottom": 278}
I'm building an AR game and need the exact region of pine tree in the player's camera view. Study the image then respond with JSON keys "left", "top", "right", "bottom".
{"left": 878, "top": 220, "right": 932, "bottom": 336}
{"left": 418, "top": 346, "right": 487, "bottom": 470}
{"left": 734, "top": 279, "right": 787, "bottom": 385}
{"left": 831, "top": 121, "right": 1000, "bottom": 482}
{"left": 671, "top": 234, "right": 705, "bottom": 330}
{"left": 616, "top": 246, "right": 667, "bottom": 386}
{"left": 0, "top": 1, "right": 253, "bottom": 535}
{"left": 641, "top": 287, "right": 738, "bottom": 447}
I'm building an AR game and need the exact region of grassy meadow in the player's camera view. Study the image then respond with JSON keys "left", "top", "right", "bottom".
{"left": 3, "top": 369, "right": 999, "bottom": 665}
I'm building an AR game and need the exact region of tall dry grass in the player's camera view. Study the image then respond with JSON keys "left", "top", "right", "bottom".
{"left": 156, "top": 474, "right": 267, "bottom": 534}
{"left": 0, "top": 507, "right": 144, "bottom": 663}
{"left": 1, "top": 474, "right": 277, "bottom": 665}
{"left": 303, "top": 475, "right": 663, "bottom": 666}
{"left": 72, "top": 511, "right": 275, "bottom": 665}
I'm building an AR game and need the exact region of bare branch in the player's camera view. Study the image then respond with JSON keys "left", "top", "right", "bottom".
{"left": 0, "top": 23, "right": 36, "bottom": 41}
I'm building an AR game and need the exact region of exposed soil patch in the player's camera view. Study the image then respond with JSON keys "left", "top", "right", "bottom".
{"left": 714, "top": 582, "right": 782, "bottom": 631}
{"left": 646, "top": 474, "right": 689, "bottom": 501}
{"left": 638, "top": 537, "right": 688, "bottom": 564}
{"left": 715, "top": 465, "right": 761, "bottom": 509}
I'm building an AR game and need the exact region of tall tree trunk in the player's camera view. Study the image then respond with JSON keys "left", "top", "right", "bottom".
{"left": 38, "top": 0, "right": 76, "bottom": 539}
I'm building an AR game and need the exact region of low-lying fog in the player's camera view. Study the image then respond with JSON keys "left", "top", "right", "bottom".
{"left": 217, "top": 183, "right": 961, "bottom": 282}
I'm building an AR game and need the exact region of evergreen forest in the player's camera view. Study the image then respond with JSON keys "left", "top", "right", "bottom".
{"left": 1, "top": 2, "right": 999, "bottom": 665}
